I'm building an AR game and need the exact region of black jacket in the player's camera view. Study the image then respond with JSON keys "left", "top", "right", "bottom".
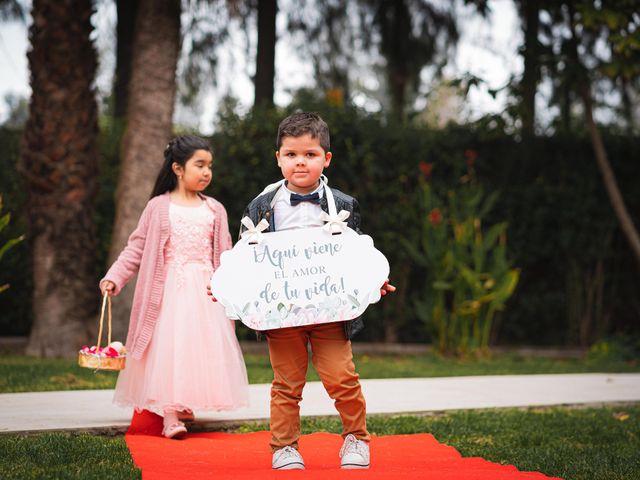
{"left": 240, "top": 185, "right": 364, "bottom": 339}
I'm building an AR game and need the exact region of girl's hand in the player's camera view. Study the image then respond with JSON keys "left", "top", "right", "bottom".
{"left": 206, "top": 284, "right": 218, "bottom": 302}
{"left": 380, "top": 278, "right": 396, "bottom": 297}
{"left": 101, "top": 281, "right": 115, "bottom": 297}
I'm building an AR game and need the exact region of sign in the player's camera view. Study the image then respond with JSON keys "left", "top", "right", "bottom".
{"left": 210, "top": 227, "right": 389, "bottom": 330}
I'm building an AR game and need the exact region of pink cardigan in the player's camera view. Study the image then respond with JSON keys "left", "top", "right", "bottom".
{"left": 100, "top": 192, "right": 232, "bottom": 360}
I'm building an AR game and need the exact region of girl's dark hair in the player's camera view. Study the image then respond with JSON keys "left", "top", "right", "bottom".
{"left": 150, "top": 135, "right": 212, "bottom": 198}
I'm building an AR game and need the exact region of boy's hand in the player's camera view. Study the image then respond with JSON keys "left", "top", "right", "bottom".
{"left": 206, "top": 284, "right": 218, "bottom": 302}
{"left": 100, "top": 281, "right": 115, "bottom": 297}
{"left": 380, "top": 278, "right": 396, "bottom": 297}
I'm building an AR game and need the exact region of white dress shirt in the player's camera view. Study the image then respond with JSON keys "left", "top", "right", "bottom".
{"left": 272, "top": 183, "right": 325, "bottom": 231}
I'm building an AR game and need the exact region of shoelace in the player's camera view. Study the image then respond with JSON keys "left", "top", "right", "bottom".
{"left": 275, "top": 446, "right": 300, "bottom": 462}
{"left": 339, "top": 434, "right": 369, "bottom": 459}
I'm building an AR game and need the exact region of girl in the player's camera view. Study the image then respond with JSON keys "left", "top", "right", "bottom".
{"left": 100, "top": 135, "right": 249, "bottom": 439}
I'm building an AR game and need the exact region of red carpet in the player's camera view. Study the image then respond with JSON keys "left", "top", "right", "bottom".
{"left": 125, "top": 410, "right": 562, "bottom": 479}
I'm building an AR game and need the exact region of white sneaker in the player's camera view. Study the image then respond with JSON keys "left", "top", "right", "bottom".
{"left": 272, "top": 446, "right": 305, "bottom": 470}
{"left": 340, "top": 434, "right": 370, "bottom": 469}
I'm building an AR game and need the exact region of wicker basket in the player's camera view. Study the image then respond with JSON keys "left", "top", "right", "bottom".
{"left": 78, "top": 293, "right": 126, "bottom": 371}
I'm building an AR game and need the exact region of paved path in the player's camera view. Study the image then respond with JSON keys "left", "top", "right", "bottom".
{"left": 1, "top": 373, "right": 639, "bottom": 434}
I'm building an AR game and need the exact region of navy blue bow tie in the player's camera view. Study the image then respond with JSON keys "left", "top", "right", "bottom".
{"left": 290, "top": 191, "right": 321, "bottom": 206}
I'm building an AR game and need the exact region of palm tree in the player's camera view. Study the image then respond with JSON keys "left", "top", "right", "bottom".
{"left": 22, "top": 0, "right": 100, "bottom": 357}
{"left": 107, "top": 0, "right": 181, "bottom": 337}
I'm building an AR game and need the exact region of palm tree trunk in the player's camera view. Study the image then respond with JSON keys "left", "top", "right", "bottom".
{"left": 107, "top": 0, "right": 181, "bottom": 338}
{"left": 22, "top": 0, "right": 100, "bottom": 357}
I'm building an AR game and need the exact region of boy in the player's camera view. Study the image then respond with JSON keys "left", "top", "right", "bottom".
{"left": 240, "top": 112, "right": 394, "bottom": 470}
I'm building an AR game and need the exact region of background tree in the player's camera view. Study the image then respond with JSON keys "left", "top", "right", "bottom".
{"left": 357, "top": 0, "right": 458, "bottom": 120}
{"left": 113, "top": 0, "right": 141, "bottom": 119}
{"left": 107, "top": 0, "right": 181, "bottom": 337}
{"left": 254, "top": 0, "right": 277, "bottom": 107}
{"left": 564, "top": 0, "right": 640, "bottom": 265}
{"left": 0, "top": 0, "right": 24, "bottom": 20}
{"left": 172, "top": 0, "right": 231, "bottom": 127}
{"left": 287, "top": 0, "right": 356, "bottom": 102}
{"left": 21, "top": 0, "right": 100, "bottom": 357}
{"left": 515, "top": 0, "right": 541, "bottom": 137}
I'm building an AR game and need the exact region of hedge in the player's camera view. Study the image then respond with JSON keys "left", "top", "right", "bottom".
{"left": 1, "top": 102, "right": 638, "bottom": 345}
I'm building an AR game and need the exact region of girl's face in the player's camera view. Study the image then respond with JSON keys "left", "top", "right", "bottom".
{"left": 173, "top": 149, "right": 213, "bottom": 192}
{"left": 276, "top": 134, "right": 332, "bottom": 194}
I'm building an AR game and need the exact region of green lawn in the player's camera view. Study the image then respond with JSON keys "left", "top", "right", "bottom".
{"left": 0, "top": 432, "right": 140, "bottom": 480}
{"left": 2, "top": 406, "right": 638, "bottom": 480}
{"left": 1, "top": 351, "right": 638, "bottom": 393}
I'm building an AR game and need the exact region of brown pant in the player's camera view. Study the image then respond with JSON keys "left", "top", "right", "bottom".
{"left": 266, "top": 321, "right": 370, "bottom": 451}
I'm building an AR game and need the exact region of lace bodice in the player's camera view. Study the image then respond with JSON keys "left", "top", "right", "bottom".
{"left": 165, "top": 202, "right": 215, "bottom": 286}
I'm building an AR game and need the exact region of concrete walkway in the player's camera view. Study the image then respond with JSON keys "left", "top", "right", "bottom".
{"left": 2, "top": 373, "right": 639, "bottom": 434}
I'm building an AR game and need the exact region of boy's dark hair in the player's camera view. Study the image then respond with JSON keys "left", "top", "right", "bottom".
{"left": 150, "top": 135, "right": 212, "bottom": 198}
{"left": 276, "top": 112, "right": 330, "bottom": 152}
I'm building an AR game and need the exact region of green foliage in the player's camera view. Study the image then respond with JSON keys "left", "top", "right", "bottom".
{"left": 588, "top": 334, "right": 640, "bottom": 362}
{"left": 0, "top": 194, "right": 24, "bottom": 294}
{"left": 0, "top": 128, "right": 31, "bottom": 334}
{"left": 406, "top": 161, "right": 519, "bottom": 355}
{"left": 577, "top": 0, "right": 640, "bottom": 81}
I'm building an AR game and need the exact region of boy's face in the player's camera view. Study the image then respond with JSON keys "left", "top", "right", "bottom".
{"left": 276, "top": 134, "right": 332, "bottom": 194}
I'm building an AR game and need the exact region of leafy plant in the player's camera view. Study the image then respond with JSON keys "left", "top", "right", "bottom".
{"left": 405, "top": 153, "right": 519, "bottom": 355}
{"left": 0, "top": 194, "right": 25, "bottom": 294}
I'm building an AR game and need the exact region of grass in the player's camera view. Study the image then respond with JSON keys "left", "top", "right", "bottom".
{"left": 1, "top": 405, "right": 638, "bottom": 479}
{"left": 1, "top": 351, "right": 638, "bottom": 393}
{"left": 0, "top": 431, "right": 140, "bottom": 479}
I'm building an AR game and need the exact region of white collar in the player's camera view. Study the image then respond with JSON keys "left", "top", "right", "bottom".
{"left": 283, "top": 182, "right": 324, "bottom": 197}
{"left": 268, "top": 175, "right": 329, "bottom": 207}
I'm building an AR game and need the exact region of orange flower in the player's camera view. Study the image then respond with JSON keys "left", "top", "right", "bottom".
{"left": 428, "top": 208, "right": 442, "bottom": 225}
{"left": 419, "top": 161, "right": 433, "bottom": 179}
{"left": 326, "top": 88, "right": 344, "bottom": 107}
{"left": 464, "top": 149, "right": 478, "bottom": 168}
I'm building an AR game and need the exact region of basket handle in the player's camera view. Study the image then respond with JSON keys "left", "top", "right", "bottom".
{"left": 96, "top": 292, "right": 112, "bottom": 349}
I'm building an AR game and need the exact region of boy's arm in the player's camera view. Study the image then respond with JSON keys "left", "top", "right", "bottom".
{"left": 238, "top": 203, "right": 251, "bottom": 241}
{"left": 350, "top": 198, "right": 363, "bottom": 235}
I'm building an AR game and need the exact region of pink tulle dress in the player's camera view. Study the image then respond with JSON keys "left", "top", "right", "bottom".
{"left": 114, "top": 202, "right": 249, "bottom": 415}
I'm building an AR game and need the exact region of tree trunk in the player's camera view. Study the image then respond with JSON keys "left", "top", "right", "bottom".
{"left": 254, "top": 0, "right": 277, "bottom": 108}
{"left": 620, "top": 77, "right": 634, "bottom": 134}
{"left": 520, "top": 0, "right": 539, "bottom": 137}
{"left": 387, "top": 0, "right": 410, "bottom": 121}
{"left": 108, "top": 0, "right": 181, "bottom": 338}
{"left": 22, "top": 0, "right": 100, "bottom": 357}
{"left": 581, "top": 87, "right": 640, "bottom": 264}
{"left": 114, "top": 0, "right": 141, "bottom": 119}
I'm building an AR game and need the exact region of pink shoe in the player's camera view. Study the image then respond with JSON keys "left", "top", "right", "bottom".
{"left": 177, "top": 410, "right": 195, "bottom": 422}
{"left": 162, "top": 421, "right": 187, "bottom": 439}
